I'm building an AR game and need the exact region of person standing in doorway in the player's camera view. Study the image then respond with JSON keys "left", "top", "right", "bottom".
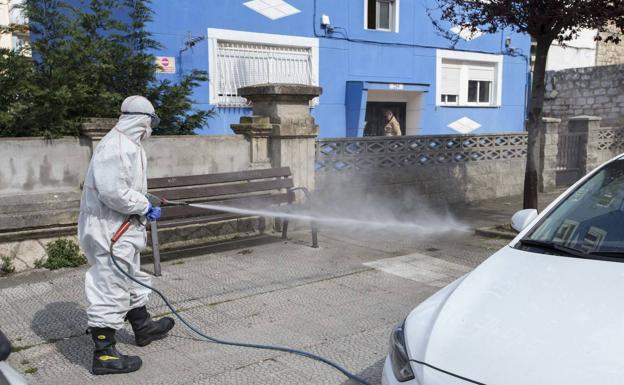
{"left": 383, "top": 110, "right": 402, "bottom": 136}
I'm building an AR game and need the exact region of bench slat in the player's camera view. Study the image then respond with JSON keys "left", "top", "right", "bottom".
{"left": 148, "top": 167, "right": 292, "bottom": 189}
{"left": 150, "top": 178, "right": 294, "bottom": 201}
{"left": 150, "top": 213, "right": 248, "bottom": 230}
{"left": 160, "top": 193, "right": 290, "bottom": 219}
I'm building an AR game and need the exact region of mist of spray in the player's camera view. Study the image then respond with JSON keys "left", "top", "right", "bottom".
{"left": 189, "top": 190, "right": 469, "bottom": 237}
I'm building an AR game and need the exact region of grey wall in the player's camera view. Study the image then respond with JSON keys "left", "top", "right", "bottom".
{"left": 0, "top": 135, "right": 251, "bottom": 233}
{"left": 544, "top": 65, "right": 624, "bottom": 129}
{"left": 145, "top": 135, "right": 251, "bottom": 178}
{"left": 0, "top": 137, "right": 92, "bottom": 196}
{"left": 0, "top": 135, "right": 251, "bottom": 197}
{"left": 316, "top": 159, "right": 526, "bottom": 210}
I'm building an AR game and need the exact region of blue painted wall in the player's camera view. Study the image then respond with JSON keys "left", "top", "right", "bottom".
{"left": 146, "top": 0, "right": 530, "bottom": 137}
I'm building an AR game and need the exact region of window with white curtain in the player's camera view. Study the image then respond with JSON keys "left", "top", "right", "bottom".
{"left": 208, "top": 29, "right": 319, "bottom": 107}
{"left": 436, "top": 50, "right": 503, "bottom": 107}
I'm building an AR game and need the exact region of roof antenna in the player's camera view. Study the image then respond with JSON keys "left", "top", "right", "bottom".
{"left": 179, "top": 32, "right": 206, "bottom": 55}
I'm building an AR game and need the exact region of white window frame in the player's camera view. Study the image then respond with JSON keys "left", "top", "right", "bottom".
{"left": 207, "top": 28, "right": 319, "bottom": 107}
{"left": 440, "top": 94, "right": 459, "bottom": 105}
{"left": 466, "top": 79, "right": 492, "bottom": 106}
{"left": 439, "top": 63, "right": 461, "bottom": 106}
{"left": 436, "top": 49, "right": 503, "bottom": 107}
{"left": 363, "top": 0, "right": 400, "bottom": 33}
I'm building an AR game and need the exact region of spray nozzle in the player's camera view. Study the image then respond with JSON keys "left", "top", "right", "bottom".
{"left": 146, "top": 193, "right": 164, "bottom": 207}
{"left": 146, "top": 193, "right": 188, "bottom": 207}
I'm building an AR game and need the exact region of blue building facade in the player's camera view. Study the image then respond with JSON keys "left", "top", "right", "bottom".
{"left": 147, "top": 0, "right": 531, "bottom": 138}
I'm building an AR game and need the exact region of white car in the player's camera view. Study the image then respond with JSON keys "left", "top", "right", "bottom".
{"left": 382, "top": 154, "right": 624, "bottom": 385}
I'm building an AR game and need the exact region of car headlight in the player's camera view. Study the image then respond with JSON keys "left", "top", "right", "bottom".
{"left": 389, "top": 322, "right": 415, "bottom": 382}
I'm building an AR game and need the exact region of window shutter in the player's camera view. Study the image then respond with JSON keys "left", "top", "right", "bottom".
{"left": 441, "top": 66, "right": 461, "bottom": 95}
{"left": 468, "top": 66, "right": 495, "bottom": 82}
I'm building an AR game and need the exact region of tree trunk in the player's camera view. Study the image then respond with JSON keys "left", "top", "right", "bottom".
{"left": 523, "top": 38, "right": 551, "bottom": 209}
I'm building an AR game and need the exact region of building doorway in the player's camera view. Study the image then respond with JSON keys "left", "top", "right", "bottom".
{"left": 364, "top": 102, "right": 406, "bottom": 136}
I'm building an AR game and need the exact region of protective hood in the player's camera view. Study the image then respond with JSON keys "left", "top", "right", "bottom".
{"left": 114, "top": 114, "right": 152, "bottom": 143}
{"left": 116, "top": 95, "right": 156, "bottom": 142}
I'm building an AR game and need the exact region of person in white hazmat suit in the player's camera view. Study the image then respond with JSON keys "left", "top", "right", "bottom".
{"left": 78, "top": 96, "right": 174, "bottom": 375}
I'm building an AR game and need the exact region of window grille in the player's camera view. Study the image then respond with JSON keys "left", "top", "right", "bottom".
{"left": 214, "top": 41, "right": 314, "bottom": 107}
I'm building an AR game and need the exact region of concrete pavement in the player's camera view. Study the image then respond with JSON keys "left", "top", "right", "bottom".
{"left": 0, "top": 190, "right": 562, "bottom": 385}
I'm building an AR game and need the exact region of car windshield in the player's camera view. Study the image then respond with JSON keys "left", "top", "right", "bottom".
{"left": 521, "top": 158, "right": 624, "bottom": 259}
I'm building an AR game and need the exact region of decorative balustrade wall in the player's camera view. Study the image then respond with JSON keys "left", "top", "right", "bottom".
{"left": 596, "top": 127, "right": 624, "bottom": 154}
{"left": 587, "top": 126, "right": 624, "bottom": 169}
{"left": 314, "top": 133, "right": 529, "bottom": 207}
{"left": 316, "top": 133, "right": 528, "bottom": 174}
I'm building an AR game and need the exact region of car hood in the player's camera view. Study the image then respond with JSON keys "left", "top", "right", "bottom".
{"left": 405, "top": 246, "right": 624, "bottom": 385}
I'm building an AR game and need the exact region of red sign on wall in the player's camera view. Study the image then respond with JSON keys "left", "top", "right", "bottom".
{"left": 156, "top": 56, "right": 176, "bottom": 74}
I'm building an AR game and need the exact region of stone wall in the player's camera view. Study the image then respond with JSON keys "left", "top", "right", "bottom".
{"left": 0, "top": 137, "right": 92, "bottom": 196}
{"left": 0, "top": 135, "right": 251, "bottom": 199}
{"left": 544, "top": 65, "right": 624, "bottom": 129}
{"left": 315, "top": 133, "right": 528, "bottom": 209}
{"left": 0, "top": 133, "right": 252, "bottom": 272}
{"left": 596, "top": 25, "right": 624, "bottom": 66}
{"left": 145, "top": 135, "right": 251, "bottom": 178}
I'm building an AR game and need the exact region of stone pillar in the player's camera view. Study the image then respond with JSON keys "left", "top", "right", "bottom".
{"left": 80, "top": 117, "right": 117, "bottom": 153}
{"left": 231, "top": 116, "right": 272, "bottom": 169}
{"left": 568, "top": 115, "right": 603, "bottom": 174}
{"left": 235, "top": 84, "right": 323, "bottom": 191}
{"left": 539, "top": 117, "right": 561, "bottom": 192}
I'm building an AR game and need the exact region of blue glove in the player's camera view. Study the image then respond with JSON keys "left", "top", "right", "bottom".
{"left": 146, "top": 203, "right": 161, "bottom": 222}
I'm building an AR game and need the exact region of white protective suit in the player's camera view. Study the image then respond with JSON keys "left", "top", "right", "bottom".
{"left": 78, "top": 96, "right": 156, "bottom": 330}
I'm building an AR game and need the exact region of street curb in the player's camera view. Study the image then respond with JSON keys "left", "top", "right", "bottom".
{"left": 474, "top": 226, "right": 517, "bottom": 240}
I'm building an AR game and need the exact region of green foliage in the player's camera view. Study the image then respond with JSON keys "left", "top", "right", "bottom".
{"left": 147, "top": 70, "right": 216, "bottom": 135}
{"left": 38, "top": 239, "right": 86, "bottom": 270}
{"left": 0, "top": 255, "right": 16, "bottom": 275}
{"left": 0, "top": 0, "right": 211, "bottom": 137}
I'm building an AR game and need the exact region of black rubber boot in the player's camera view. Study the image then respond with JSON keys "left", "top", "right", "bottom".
{"left": 90, "top": 327, "right": 142, "bottom": 375}
{"left": 126, "top": 306, "right": 175, "bottom": 347}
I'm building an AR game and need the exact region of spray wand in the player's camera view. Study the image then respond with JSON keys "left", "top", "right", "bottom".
{"left": 109, "top": 195, "right": 372, "bottom": 385}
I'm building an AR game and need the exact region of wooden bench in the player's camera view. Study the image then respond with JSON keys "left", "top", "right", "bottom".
{"left": 146, "top": 167, "right": 318, "bottom": 276}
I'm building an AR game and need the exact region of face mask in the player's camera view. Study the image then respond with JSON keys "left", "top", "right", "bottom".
{"left": 121, "top": 111, "right": 161, "bottom": 129}
{"left": 143, "top": 125, "right": 153, "bottom": 140}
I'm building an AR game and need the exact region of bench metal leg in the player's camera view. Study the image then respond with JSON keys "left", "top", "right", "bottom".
{"left": 311, "top": 221, "right": 318, "bottom": 248}
{"left": 281, "top": 219, "right": 289, "bottom": 240}
{"left": 150, "top": 221, "right": 162, "bottom": 277}
{"left": 284, "top": 186, "right": 320, "bottom": 248}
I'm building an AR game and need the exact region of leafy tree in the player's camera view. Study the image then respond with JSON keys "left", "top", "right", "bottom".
{"left": 434, "top": 0, "right": 624, "bottom": 208}
{"left": 146, "top": 70, "right": 212, "bottom": 135}
{"left": 0, "top": 0, "right": 213, "bottom": 137}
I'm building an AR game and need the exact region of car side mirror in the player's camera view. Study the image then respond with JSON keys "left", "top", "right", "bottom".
{"left": 511, "top": 209, "right": 538, "bottom": 233}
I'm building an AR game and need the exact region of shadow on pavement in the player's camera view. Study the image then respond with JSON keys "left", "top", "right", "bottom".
{"left": 340, "top": 357, "right": 385, "bottom": 385}
{"left": 30, "top": 301, "right": 133, "bottom": 372}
